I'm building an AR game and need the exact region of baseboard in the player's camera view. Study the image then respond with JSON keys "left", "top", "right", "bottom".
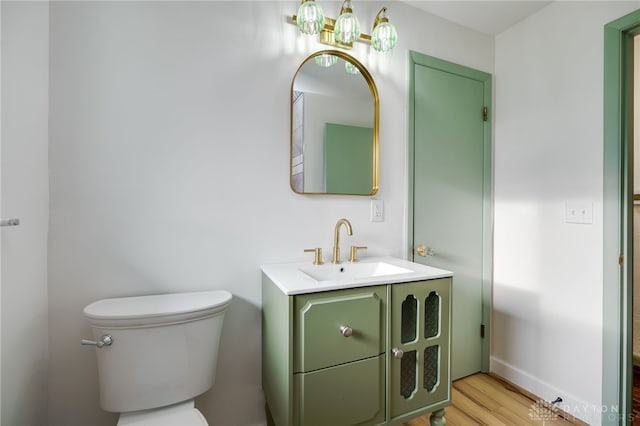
{"left": 490, "top": 356, "right": 605, "bottom": 425}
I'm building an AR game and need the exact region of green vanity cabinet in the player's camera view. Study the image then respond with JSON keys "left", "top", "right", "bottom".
{"left": 262, "top": 273, "right": 452, "bottom": 426}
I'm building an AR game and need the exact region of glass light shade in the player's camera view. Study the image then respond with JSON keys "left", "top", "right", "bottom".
{"left": 372, "top": 21, "right": 398, "bottom": 52}
{"left": 345, "top": 61, "right": 360, "bottom": 75}
{"left": 315, "top": 54, "right": 338, "bottom": 67}
{"left": 334, "top": 1, "right": 360, "bottom": 44}
{"left": 371, "top": 9, "right": 397, "bottom": 52}
{"left": 296, "top": 0, "right": 325, "bottom": 35}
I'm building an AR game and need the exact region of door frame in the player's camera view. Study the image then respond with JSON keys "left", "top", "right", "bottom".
{"left": 603, "top": 9, "right": 640, "bottom": 425}
{"left": 407, "top": 51, "right": 493, "bottom": 372}
{"left": 0, "top": 2, "right": 3, "bottom": 420}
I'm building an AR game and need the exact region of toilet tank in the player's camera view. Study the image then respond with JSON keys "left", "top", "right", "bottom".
{"left": 83, "top": 290, "right": 232, "bottom": 413}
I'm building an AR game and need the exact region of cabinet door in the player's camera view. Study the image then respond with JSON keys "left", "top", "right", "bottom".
{"left": 294, "top": 354, "right": 385, "bottom": 426}
{"left": 294, "top": 286, "right": 386, "bottom": 372}
{"left": 389, "top": 278, "right": 451, "bottom": 420}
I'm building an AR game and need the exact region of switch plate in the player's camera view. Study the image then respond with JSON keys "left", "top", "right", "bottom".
{"left": 565, "top": 202, "right": 593, "bottom": 224}
{"left": 371, "top": 199, "right": 384, "bottom": 222}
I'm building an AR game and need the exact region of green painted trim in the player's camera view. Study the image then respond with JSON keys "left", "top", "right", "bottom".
{"left": 603, "top": 9, "right": 640, "bottom": 425}
{"left": 481, "top": 70, "right": 494, "bottom": 375}
{"left": 407, "top": 53, "right": 417, "bottom": 260}
{"left": 602, "top": 24, "right": 623, "bottom": 425}
{"left": 407, "top": 50, "right": 493, "bottom": 373}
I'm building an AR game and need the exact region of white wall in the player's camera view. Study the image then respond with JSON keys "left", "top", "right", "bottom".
{"left": 46, "top": 1, "right": 493, "bottom": 425}
{"left": 0, "top": 2, "right": 50, "bottom": 425}
{"left": 493, "top": 2, "right": 639, "bottom": 424}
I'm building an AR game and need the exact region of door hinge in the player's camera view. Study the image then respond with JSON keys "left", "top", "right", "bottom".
{"left": 482, "top": 107, "right": 488, "bottom": 122}
{"left": 480, "top": 323, "right": 486, "bottom": 338}
{"left": 619, "top": 254, "right": 624, "bottom": 266}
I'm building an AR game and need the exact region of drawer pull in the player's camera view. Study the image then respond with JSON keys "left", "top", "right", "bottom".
{"left": 391, "top": 347, "right": 404, "bottom": 359}
{"left": 339, "top": 325, "right": 353, "bottom": 337}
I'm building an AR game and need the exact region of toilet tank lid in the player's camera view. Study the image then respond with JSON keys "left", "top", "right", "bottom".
{"left": 83, "top": 290, "right": 232, "bottom": 322}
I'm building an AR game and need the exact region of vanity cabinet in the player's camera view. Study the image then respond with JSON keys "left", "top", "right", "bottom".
{"left": 262, "top": 274, "right": 452, "bottom": 426}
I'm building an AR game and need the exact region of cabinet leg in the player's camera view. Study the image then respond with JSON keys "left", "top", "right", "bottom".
{"left": 430, "top": 408, "right": 446, "bottom": 426}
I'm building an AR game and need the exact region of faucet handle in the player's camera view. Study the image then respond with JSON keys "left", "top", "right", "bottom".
{"left": 304, "top": 248, "right": 324, "bottom": 265}
{"left": 349, "top": 246, "right": 368, "bottom": 263}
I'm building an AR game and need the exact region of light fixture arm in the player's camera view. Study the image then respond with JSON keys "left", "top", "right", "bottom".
{"left": 373, "top": 7, "right": 388, "bottom": 31}
{"left": 339, "top": 2, "right": 353, "bottom": 16}
{"left": 291, "top": 15, "right": 371, "bottom": 49}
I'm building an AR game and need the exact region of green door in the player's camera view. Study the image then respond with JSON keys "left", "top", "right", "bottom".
{"left": 409, "top": 52, "right": 492, "bottom": 380}
{"left": 324, "top": 122, "right": 374, "bottom": 194}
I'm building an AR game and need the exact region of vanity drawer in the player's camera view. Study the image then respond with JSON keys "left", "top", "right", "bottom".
{"left": 294, "top": 354, "right": 385, "bottom": 426}
{"left": 293, "top": 286, "right": 386, "bottom": 372}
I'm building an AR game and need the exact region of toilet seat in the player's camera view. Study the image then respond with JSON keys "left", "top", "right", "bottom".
{"left": 117, "top": 400, "right": 207, "bottom": 426}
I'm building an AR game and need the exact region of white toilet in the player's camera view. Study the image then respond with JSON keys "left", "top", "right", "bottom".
{"left": 82, "top": 290, "right": 232, "bottom": 426}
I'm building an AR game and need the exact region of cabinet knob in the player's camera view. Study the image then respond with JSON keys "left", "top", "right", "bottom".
{"left": 339, "top": 325, "right": 353, "bottom": 337}
{"left": 391, "top": 347, "right": 404, "bottom": 359}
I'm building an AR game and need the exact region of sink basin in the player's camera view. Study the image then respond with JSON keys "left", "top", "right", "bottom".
{"left": 299, "top": 261, "right": 413, "bottom": 282}
{"left": 261, "top": 256, "right": 453, "bottom": 295}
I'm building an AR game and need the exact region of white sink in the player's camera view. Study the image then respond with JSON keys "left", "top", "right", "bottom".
{"left": 299, "top": 261, "right": 413, "bottom": 282}
{"left": 261, "top": 256, "right": 453, "bottom": 295}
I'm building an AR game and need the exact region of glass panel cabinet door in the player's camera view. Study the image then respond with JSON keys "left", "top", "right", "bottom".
{"left": 389, "top": 278, "right": 452, "bottom": 420}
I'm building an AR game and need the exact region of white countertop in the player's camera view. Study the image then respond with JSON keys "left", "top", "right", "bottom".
{"left": 261, "top": 256, "right": 453, "bottom": 295}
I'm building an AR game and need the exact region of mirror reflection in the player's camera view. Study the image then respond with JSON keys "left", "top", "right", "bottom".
{"left": 290, "top": 50, "right": 379, "bottom": 195}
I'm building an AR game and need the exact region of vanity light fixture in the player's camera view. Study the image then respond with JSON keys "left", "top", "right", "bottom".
{"left": 292, "top": 0, "right": 398, "bottom": 52}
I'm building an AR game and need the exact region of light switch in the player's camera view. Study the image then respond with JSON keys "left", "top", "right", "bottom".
{"left": 565, "top": 202, "right": 593, "bottom": 224}
{"left": 371, "top": 199, "right": 384, "bottom": 222}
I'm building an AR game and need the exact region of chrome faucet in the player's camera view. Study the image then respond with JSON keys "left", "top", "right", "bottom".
{"left": 332, "top": 218, "right": 353, "bottom": 264}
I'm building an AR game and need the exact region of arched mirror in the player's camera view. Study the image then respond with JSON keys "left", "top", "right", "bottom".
{"left": 290, "top": 50, "right": 379, "bottom": 195}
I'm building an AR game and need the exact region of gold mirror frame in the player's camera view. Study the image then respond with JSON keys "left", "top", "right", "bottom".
{"left": 290, "top": 50, "right": 379, "bottom": 196}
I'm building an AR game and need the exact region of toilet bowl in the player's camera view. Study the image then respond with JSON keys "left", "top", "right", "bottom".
{"left": 82, "top": 290, "right": 232, "bottom": 425}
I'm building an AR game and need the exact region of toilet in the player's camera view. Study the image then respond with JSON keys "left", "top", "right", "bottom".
{"left": 82, "top": 290, "right": 232, "bottom": 425}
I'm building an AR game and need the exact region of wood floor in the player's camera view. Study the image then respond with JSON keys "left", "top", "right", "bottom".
{"left": 404, "top": 373, "right": 588, "bottom": 426}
